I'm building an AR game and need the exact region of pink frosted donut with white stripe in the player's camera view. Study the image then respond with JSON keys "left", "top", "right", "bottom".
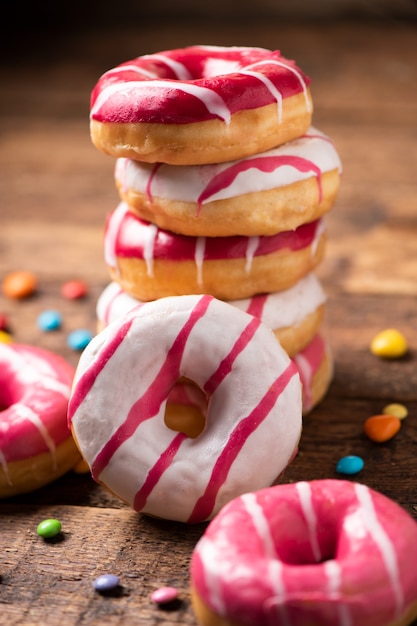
{"left": 190, "top": 479, "right": 417, "bottom": 626}
{"left": 0, "top": 343, "right": 80, "bottom": 497}
{"left": 115, "top": 127, "right": 341, "bottom": 236}
{"left": 68, "top": 295, "right": 302, "bottom": 523}
{"left": 90, "top": 45, "right": 313, "bottom": 165}
{"left": 97, "top": 273, "right": 326, "bottom": 357}
{"left": 104, "top": 202, "right": 327, "bottom": 301}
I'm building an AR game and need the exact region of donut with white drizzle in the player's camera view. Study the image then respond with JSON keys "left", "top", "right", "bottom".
{"left": 104, "top": 202, "right": 327, "bottom": 301}
{"left": 96, "top": 273, "right": 326, "bottom": 358}
{"left": 115, "top": 127, "right": 341, "bottom": 237}
{"left": 190, "top": 479, "right": 417, "bottom": 626}
{"left": 68, "top": 295, "right": 302, "bottom": 523}
{"left": 90, "top": 45, "right": 313, "bottom": 165}
{"left": 0, "top": 343, "right": 80, "bottom": 497}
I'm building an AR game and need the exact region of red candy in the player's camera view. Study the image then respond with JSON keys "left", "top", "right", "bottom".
{"left": 61, "top": 279, "right": 88, "bottom": 300}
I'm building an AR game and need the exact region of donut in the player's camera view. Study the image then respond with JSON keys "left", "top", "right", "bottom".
{"left": 115, "top": 127, "right": 341, "bottom": 237}
{"left": 68, "top": 294, "right": 302, "bottom": 523}
{"left": 90, "top": 45, "right": 313, "bottom": 165}
{"left": 104, "top": 202, "right": 326, "bottom": 301}
{"left": 0, "top": 343, "right": 80, "bottom": 497}
{"left": 190, "top": 479, "right": 417, "bottom": 626}
{"left": 294, "top": 333, "right": 333, "bottom": 414}
{"left": 96, "top": 273, "right": 326, "bottom": 358}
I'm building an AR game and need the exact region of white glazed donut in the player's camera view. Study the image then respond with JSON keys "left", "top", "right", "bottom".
{"left": 115, "top": 127, "right": 342, "bottom": 237}
{"left": 104, "top": 202, "right": 327, "bottom": 301}
{"left": 90, "top": 45, "right": 313, "bottom": 165}
{"left": 190, "top": 479, "right": 417, "bottom": 626}
{"left": 68, "top": 295, "right": 302, "bottom": 523}
{"left": 96, "top": 273, "right": 327, "bottom": 358}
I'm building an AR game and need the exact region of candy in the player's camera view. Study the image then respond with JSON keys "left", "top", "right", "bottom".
{"left": 336, "top": 455, "right": 364, "bottom": 475}
{"left": 37, "top": 310, "right": 62, "bottom": 331}
{"left": 0, "top": 330, "right": 13, "bottom": 344}
{"left": 2, "top": 270, "right": 38, "bottom": 299}
{"left": 93, "top": 574, "right": 120, "bottom": 592}
{"left": 0, "top": 313, "right": 9, "bottom": 331}
{"left": 383, "top": 403, "right": 408, "bottom": 420}
{"left": 67, "top": 329, "right": 93, "bottom": 351}
{"left": 61, "top": 279, "right": 88, "bottom": 300}
{"left": 36, "top": 518, "right": 62, "bottom": 538}
{"left": 364, "top": 414, "right": 401, "bottom": 443}
{"left": 150, "top": 586, "right": 179, "bottom": 605}
{"left": 370, "top": 328, "right": 408, "bottom": 359}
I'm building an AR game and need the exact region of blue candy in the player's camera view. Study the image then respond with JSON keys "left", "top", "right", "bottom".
{"left": 37, "top": 310, "right": 62, "bottom": 331}
{"left": 93, "top": 574, "right": 120, "bottom": 592}
{"left": 67, "top": 329, "right": 93, "bottom": 351}
{"left": 336, "top": 455, "right": 364, "bottom": 475}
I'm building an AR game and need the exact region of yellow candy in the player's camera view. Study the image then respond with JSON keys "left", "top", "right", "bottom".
{"left": 0, "top": 330, "right": 13, "bottom": 344}
{"left": 370, "top": 328, "right": 408, "bottom": 359}
{"left": 383, "top": 403, "right": 408, "bottom": 420}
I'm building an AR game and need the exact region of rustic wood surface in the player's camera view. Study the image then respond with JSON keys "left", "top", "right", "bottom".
{"left": 1, "top": 17, "right": 417, "bottom": 625}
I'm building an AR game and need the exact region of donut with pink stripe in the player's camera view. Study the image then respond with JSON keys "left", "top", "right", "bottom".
{"left": 68, "top": 295, "right": 302, "bottom": 523}
{"left": 191, "top": 479, "right": 417, "bottom": 626}
{"left": 96, "top": 273, "right": 326, "bottom": 358}
{"left": 104, "top": 202, "right": 326, "bottom": 301}
{"left": 0, "top": 343, "right": 80, "bottom": 497}
{"left": 90, "top": 45, "right": 313, "bottom": 165}
{"left": 115, "top": 127, "right": 341, "bottom": 236}
{"left": 293, "top": 333, "right": 333, "bottom": 413}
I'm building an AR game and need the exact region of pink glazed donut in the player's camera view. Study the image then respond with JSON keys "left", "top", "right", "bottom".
{"left": 191, "top": 479, "right": 417, "bottom": 626}
{"left": 90, "top": 45, "right": 313, "bottom": 164}
{"left": 68, "top": 295, "right": 302, "bottom": 523}
{"left": 104, "top": 202, "right": 327, "bottom": 301}
{"left": 0, "top": 343, "right": 80, "bottom": 497}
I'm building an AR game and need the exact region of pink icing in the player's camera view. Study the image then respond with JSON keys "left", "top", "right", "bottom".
{"left": 293, "top": 333, "right": 327, "bottom": 411}
{"left": 90, "top": 46, "right": 311, "bottom": 124}
{"left": 195, "top": 155, "right": 323, "bottom": 212}
{"left": 191, "top": 479, "right": 417, "bottom": 626}
{"left": 105, "top": 202, "right": 323, "bottom": 265}
{"left": 0, "top": 344, "right": 74, "bottom": 478}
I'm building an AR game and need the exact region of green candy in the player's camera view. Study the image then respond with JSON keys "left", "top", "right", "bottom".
{"left": 36, "top": 518, "right": 62, "bottom": 538}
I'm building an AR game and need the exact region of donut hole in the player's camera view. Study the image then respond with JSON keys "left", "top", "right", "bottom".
{"left": 164, "top": 378, "right": 208, "bottom": 438}
{"left": 274, "top": 514, "right": 339, "bottom": 566}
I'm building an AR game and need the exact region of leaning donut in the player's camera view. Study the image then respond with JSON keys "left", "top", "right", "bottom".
{"left": 115, "top": 127, "right": 341, "bottom": 237}
{"left": 90, "top": 45, "right": 313, "bottom": 165}
{"left": 191, "top": 479, "right": 417, "bottom": 626}
{"left": 0, "top": 343, "right": 80, "bottom": 497}
{"left": 104, "top": 202, "right": 326, "bottom": 301}
{"left": 68, "top": 295, "right": 302, "bottom": 523}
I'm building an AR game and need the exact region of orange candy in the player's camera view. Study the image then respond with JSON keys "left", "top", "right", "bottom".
{"left": 2, "top": 270, "right": 38, "bottom": 299}
{"left": 364, "top": 414, "right": 401, "bottom": 443}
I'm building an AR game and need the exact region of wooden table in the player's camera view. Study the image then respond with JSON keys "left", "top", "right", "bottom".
{"left": 1, "top": 17, "right": 417, "bottom": 625}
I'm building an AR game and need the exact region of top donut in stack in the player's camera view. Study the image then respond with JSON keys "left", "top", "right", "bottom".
{"left": 91, "top": 45, "right": 342, "bottom": 411}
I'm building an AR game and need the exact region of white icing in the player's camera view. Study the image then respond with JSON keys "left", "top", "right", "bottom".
{"left": 114, "top": 127, "right": 342, "bottom": 205}
{"left": 296, "top": 481, "right": 321, "bottom": 562}
{"left": 71, "top": 295, "right": 302, "bottom": 522}
{"left": 97, "top": 273, "right": 326, "bottom": 330}
{"left": 96, "top": 273, "right": 327, "bottom": 331}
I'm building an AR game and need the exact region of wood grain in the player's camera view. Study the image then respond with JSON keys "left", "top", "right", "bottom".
{"left": 1, "top": 18, "right": 417, "bottom": 625}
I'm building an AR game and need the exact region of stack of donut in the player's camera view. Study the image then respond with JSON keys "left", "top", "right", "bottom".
{"left": 90, "top": 45, "right": 342, "bottom": 416}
